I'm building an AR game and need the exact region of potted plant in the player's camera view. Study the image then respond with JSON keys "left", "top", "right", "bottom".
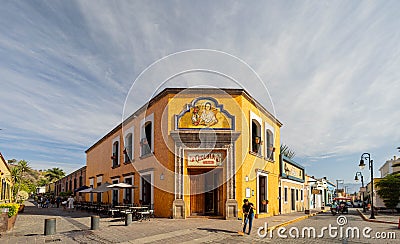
{"left": 0, "top": 203, "right": 20, "bottom": 232}
{"left": 261, "top": 199, "right": 269, "bottom": 205}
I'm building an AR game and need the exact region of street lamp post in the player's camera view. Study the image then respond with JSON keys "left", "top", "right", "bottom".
{"left": 359, "top": 152, "right": 375, "bottom": 219}
{"left": 336, "top": 180, "right": 344, "bottom": 197}
{"left": 354, "top": 172, "right": 366, "bottom": 213}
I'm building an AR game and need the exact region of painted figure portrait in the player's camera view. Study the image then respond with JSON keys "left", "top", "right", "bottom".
{"left": 177, "top": 98, "right": 233, "bottom": 129}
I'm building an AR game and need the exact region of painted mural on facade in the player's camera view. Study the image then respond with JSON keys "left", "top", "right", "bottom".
{"left": 176, "top": 98, "right": 234, "bottom": 129}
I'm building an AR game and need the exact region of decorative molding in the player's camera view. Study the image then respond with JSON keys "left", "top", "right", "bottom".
{"left": 138, "top": 168, "right": 155, "bottom": 174}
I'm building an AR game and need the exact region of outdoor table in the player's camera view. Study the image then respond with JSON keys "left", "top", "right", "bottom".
{"left": 129, "top": 207, "right": 150, "bottom": 221}
{"left": 129, "top": 206, "right": 148, "bottom": 210}
{"left": 115, "top": 206, "right": 129, "bottom": 209}
{"left": 108, "top": 208, "right": 119, "bottom": 217}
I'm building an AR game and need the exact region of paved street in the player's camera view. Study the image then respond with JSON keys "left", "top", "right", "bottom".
{"left": 1, "top": 202, "right": 398, "bottom": 243}
{"left": 262, "top": 209, "right": 399, "bottom": 244}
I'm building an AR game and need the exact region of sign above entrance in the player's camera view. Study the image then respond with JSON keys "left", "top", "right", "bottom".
{"left": 175, "top": 97, "right": 235, "bottom": 130}
{"left": 187, "top": 152, "right": 223, "bottom": 167}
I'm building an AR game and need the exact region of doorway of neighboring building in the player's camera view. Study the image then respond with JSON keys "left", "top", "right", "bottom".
{"left": 112, "top": 179, "right": 119, "bottom": 206}
{"left": 291, "top": 188, "right": 296, "bottom": 211}
{"left": 279, "top": 186, "right": 282, "bottom": 214}
{"left": 141, "top": 175, "right": 151, "bottom": 205}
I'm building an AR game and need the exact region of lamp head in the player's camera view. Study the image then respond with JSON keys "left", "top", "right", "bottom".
{"left": 354, "top": 175, "right": 359, "bottom": 182}
{"left": 359, "top": 159, "right": 366, "bottom": 170}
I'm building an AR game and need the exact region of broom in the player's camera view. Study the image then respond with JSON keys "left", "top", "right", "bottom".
{"left": 238, "top": 213, "right": 246, "bottom": 236}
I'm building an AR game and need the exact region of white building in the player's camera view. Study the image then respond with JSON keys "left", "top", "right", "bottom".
{"left": 379, "top": 156, "right": 400, "bottom": 177}
{"left": 36, "top": 186, "right": 46, "bottom": 194}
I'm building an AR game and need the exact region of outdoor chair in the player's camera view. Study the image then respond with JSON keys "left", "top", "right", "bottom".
{"left": 137, "top": 210, "right": 150, "bottom": 221}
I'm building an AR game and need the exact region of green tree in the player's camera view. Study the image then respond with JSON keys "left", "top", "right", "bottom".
{"left": 37, "top": 178, "right": 50, "bottom": 187}
{"left": 9, "top": 160, "right": 33, "bottom": 200}
{"left": 45, "top": 168, "right": 65, "bottom": 182}
{"left": 17, "top": 160, "right": 32, "bottom": 176}
{"left": 376, "top": 173, "right": 400, "bottom": 213}
{"left": 280, "top": 144, "right": 296, "bottom": 159}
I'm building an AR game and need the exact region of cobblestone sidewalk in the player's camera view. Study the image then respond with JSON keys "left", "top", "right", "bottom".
{"left": 1, "top": 201, "right": 325, "bottom": 243}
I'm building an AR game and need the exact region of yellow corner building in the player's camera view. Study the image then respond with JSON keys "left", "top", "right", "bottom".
{"left": 0, "top": 152, "right": 13, "bottom": 203}
{"left": 86, "top": 88, "right": 282, "bottom": 219}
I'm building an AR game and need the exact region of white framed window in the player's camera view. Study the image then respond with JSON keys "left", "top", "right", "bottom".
{"left": 284, "top": 186, "right": 288, "bottom": 203}
{"left": 124, "top": 175, "right": 134, "bottom": 204}
{"left": 265, "top": 122, "right": 275, "bottom": 161}
{"left": 250, "top": 111, "right": 263, "bottom": 156}
{"left": 301, "top": 189, "right": 304, "bottom": 202}
{"left": 89, "top": 178, "right": 94, "bottom": 202}
{"left": 124, "top": 126, "right": 134, "bottom": 163}
{"left": 112, "top": 179, "right": 119, "bottom": 206}
{"left": 139, "top": 170, "right": 154, "bottom": 207}
{"left": 266, "top": 130, "right": 274, "bottom": 160}
{"left": 140, "top": 113, "right": 154, "bottom": 157}
{"left": 111, "top": 136, "right": 120, "bottom": 167}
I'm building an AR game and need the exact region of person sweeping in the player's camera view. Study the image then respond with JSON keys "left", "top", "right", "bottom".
{"left": 241, "top": 199, "right": 256, "bottom": 235}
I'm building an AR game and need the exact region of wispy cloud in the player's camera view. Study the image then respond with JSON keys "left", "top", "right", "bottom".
{"left": 0, "top": 1, "right": 399, "bottom": 180}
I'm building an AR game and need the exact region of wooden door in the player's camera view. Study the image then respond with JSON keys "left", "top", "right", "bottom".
{"left": 190, "top": 174, "right": 205, "bottom": 215}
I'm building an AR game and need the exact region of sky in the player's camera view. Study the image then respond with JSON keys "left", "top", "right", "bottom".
{"left": 0, "top": 1, "right": 399, "bottom": 192}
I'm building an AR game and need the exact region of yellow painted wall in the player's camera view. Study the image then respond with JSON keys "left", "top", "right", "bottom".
{"left": 235, "top": 96, "right": 281, "bottom": 218}
{"left": 0, "top": 153, "right": 13, "bottom": 203}
{"left": 280, "top": 180, "right": 305, "bottom": 214}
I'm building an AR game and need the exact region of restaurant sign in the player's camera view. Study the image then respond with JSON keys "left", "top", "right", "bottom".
{"left": 187, "top": 152, "right": 223, "bottom": 167}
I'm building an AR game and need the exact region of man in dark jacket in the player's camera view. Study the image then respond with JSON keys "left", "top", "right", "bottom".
{"left": 242, "top": 199, "right": 256, "bottom": 235}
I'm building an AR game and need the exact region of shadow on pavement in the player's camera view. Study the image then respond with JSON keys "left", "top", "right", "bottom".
{"left": 20, "top": 201, "right": 98, "bottom": 219}
{"left": 197, "top": 227, "right": 238, "bottom": 234}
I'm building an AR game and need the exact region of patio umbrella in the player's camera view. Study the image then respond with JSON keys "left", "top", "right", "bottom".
{"left": 74, "top": 185, "right": 90, "bottom": 193}
{"left": 91, "top": 182, "right": 113, "bottom": 203}
{"left": 106, "top": 182, "right": 138, "bottom": 189}
{"left": 107, "top": 182, "right": 137, "bottom": 205}
{"left": 78, "top": 187, "right": 94, "bottom": 193}
{"left": 92, "top": 182, "right": 112, "bottom": 193}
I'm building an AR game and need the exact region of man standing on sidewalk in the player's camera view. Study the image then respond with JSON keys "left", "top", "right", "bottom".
{"left": 56, "top": 196, "right": 61, "bottom": 208}
{"left": 67, "top": 195, "right": 74, "bottom": 209}
{"left": 242, "top": 199, "right": 256, "bottom": 235}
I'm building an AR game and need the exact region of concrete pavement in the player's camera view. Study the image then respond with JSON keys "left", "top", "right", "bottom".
{"left": 357, "top": 208, "right": 400, "bottom": 225}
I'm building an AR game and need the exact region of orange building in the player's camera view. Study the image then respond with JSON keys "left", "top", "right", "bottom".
{"left": 85, "top": 88, "right": 282, "bottom": 219}
{"left": 54, "top": 166, "right": 86, "bottom": 198}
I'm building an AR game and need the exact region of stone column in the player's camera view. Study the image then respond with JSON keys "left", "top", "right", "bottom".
{"left": 173, "top": 145, "right": 185, "bottom": 219}
{"left": 225, "top": 143, "right": 238, "bottom": 219}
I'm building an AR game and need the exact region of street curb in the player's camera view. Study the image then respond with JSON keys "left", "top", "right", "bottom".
{"left": 267, "top": 210, "right": 327, "bottom": 231}
{"left": 356, "top": 209, "right": 398, "bottom": 225}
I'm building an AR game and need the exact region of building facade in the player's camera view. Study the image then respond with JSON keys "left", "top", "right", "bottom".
{"left": 85, "top": 88, "right": 282, "bottom": 219}
{"left": 306, "top": 175, "right": 334, "bottom": 209}
{"left": 379, "top": 156, "right": 400, "bottom": 177}
{"left": 54, "top": 166, "right": 86, "bottom": 197}
{"left": 0, "top": 153, "right": 12, "bottom": 203}
{"left": 279, "top": 155, "right": 305, "bottom": 214}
